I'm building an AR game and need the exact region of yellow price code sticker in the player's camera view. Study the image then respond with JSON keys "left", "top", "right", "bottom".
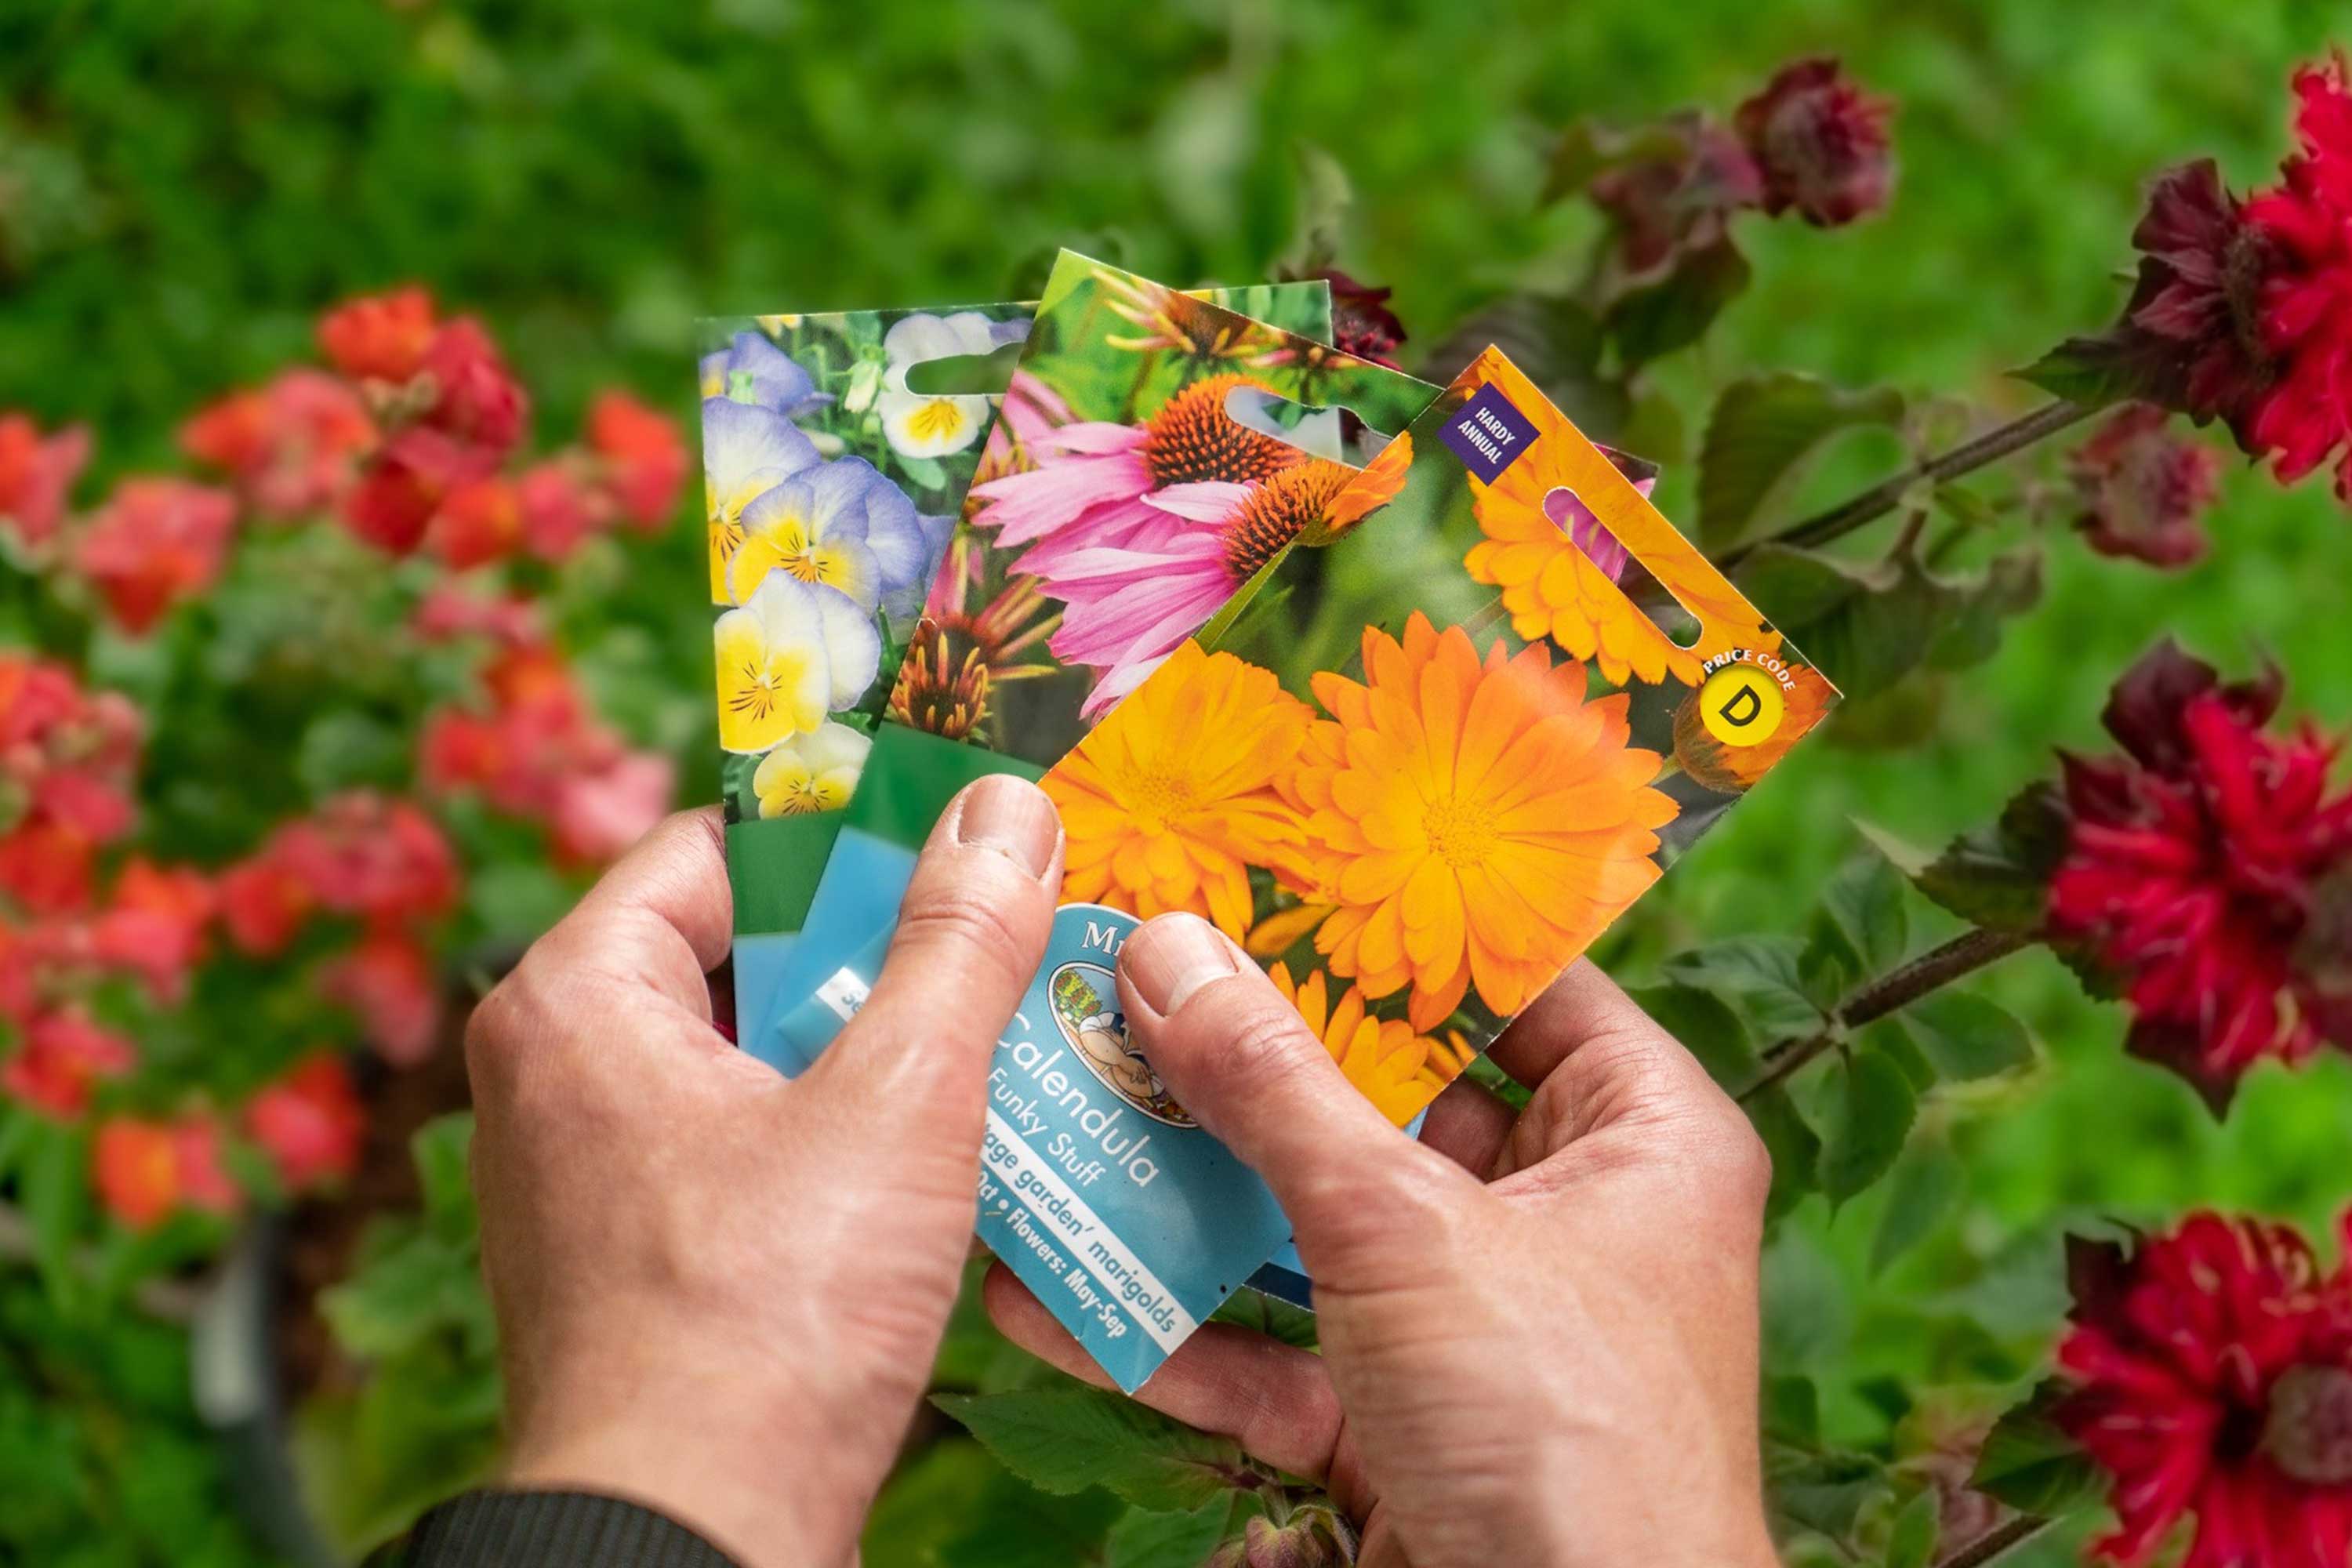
{"left": 1697, "top": 663, "right": 1786, "bottom": 748}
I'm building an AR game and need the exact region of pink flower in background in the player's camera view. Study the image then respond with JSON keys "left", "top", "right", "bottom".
{"left": 244, "top": 1055, "right": 366, "bottom": 1189}
{"left": 93, "top": 1114, "right": 240, "bottom": 1229}
{"left": 589, "top": 390, "right": 688, "bottom": 530}
{"left": 321, "top": 931, "right": 440, "bottom": 1065}
{"left": 181, "top": 370, "right": 375, "bottom": 519}
{"left": 412, "top": 581, "right": 543, "bottom": 647}
{"left": 220, "top": 793, "right": 461, "bottom": 956}
{"left": 0, "top": 413, "right": 92, "bottom": 548}
{"left": 550, "top": 750, "right": 675, "bottom": 865}
{"left": 1, "top": 1008, "right": 136, "bottom": 1120}
{"left": 89, "top": 858, "right": 215, "bottom": 1001}
{"left": 2067, "top": 404, "right": 2225, "bottom": 567}
{"left": 73, "top": 477, "right": 238, "bottom": 633}
{"left": 0, "top": 655, "right": 142, "bottom": 916}
{"left": 517, "top": 462, "right": 601, "bottom": 561}
{"left": 1735, "top": 57, "right": 1896, "bottom": 227}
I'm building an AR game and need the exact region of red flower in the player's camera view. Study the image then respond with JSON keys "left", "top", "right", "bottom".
{"left": 342, "top": 426, "right": 496, "bottom": 556}
{"left": 318, "top": 287, "right": 439, "bottom": 383}
{"left": 73, "top": 477, "right": 239, "bottom": 633}
{"left": 0, "top": 413, "right": 92, "bottom": 549}
{"left": 321, "top": 931, "right": 439, "bottom": 1065}
{"left": 1281, "top": 269, "right": 1407, "bottom": 368}
{"left": 517, "top": 462, "right": 602, "bottom": 561}
{"left": 428, "top": 474, "right": 525, "bottom": 568}
{"left": 1733, "top": 57, "right": 1896, "bottom": 227}
{"left": 416, "top": 317, "right": 529, "bottom": 453}
{"left": 2058, "top": 1213, "right": 2352, "bottom": 1568}
{"left": 243, "top": 1054, "right": 365, "bottom": 1189}
{"left": 93, "top": 1114, "right": 240, "bottom": 1229}
{"left": 586, "top": 391, "right": 688, "bottom": 531}
{"left": 0, "top": 657, "right": 142, "bottom": 916}
{"left": 182, "top": 370, "right": 376, "bottom": 520}
{"left": 2241, "top": 56, "right": 2352, "bottom": 502}
{"left": 412, "top": 581, "right": 543, "bottom": 647}
{"left": 89, "top": 858, "right": 213, "bottom": 1000}
{"left": 2067, "top": 404, "right": 2227, "bottom": 568}
{"left": 216, "top": 856, "right": 314, "bottom": 957}
{"left": 276, "top": 793, "right": 462, "bottom": 931}
{"left": 1588, "top": 112, "right": 1763, "bottom": 274}
{"left": 2049, "top": 643, "right": 2352, "bottom": 1109}
{"left": 1, "top": 1007, "right": 135, "bottom": 1119}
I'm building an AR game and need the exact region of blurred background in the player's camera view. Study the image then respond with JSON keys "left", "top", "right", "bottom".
{"left": 4, "top": 2, "right": 2349, "bottom": 1564}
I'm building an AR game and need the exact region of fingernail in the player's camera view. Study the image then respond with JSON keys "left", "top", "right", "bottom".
{"left": 953, "top": 775, "right": 1061, "bottom": 881}
{"left": 1121, "top": 913, "right": 1238, "bottom": 1017}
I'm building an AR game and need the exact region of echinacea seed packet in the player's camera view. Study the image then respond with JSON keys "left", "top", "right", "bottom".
{"left": 754, "top": 252, "right": 1441, "bottom": 1072}
{"left": 778, "top": 342, "right": 1837, "bottom": 1392}
{"left": 702, "top": 281, "right": 1334, "bottom": 1043}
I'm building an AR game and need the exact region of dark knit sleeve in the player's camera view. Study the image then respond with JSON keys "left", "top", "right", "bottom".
{"left": 377, "top": 1489, "right": 743, "bottom": 1568}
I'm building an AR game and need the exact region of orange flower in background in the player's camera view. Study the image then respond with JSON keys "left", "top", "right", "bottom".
{"left": 1272, "top": 962, "right": 1473, "bottom": 1127}
{"left": 93, "top": 1115, "right": 240, "bottom": 1229}
{"left": 1672, "top": 662, "right": 1836, "bottom": 793}
{"left": 1289, "top": 613, "right": 1677, "bottom": 1030}
{"left": 1045, "top": 641, "right": 1314, "bottom": 936}
{"left": 1459, "top": 352, "right": 1774, "bottom": 688}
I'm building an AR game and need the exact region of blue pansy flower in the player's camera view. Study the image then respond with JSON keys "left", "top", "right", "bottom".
{"left": 700, "top": 330, "right": 831, "bottom": 419}
{"left": 727, "top": 456, "right": 927, "bottom": 616}
{"left": 704, "top": 397, "right": 822, "bottom": 601}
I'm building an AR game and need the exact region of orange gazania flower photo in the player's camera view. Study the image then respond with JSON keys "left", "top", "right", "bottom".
{"left": 1044, "top": 641, "right": 1316, "bottom": 936}
{"left": 1272, "top": 961, "right": 1474, "bottom": 1127}
{"left": 1287, "top": 612, "right": 1679, "bottom": 1030}
{"left": 1459, "top": 350, "right": 1774, "bottom": 688}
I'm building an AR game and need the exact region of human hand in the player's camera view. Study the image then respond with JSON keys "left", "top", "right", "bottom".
{"left": 465, "top": 779, "right": 1065, "bottom": 1568}
{"left": 985, "top": 913, "right": 1778, "bottom": 1568}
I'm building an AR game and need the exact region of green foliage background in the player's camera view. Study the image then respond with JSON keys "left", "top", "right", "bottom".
{"left": 5, "top": 2, "right": 2350, "bottom": 1563}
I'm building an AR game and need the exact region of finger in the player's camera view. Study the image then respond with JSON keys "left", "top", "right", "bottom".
{"left": 521, "top": 808, "right": 731, "bottom": 1021}
{"left": 1489, "top": 958, "right": 1725, "bottom": 1113}
{"left": 807, "top": 775, "right": 1064, "bottom": 1131}
{"left": 982, "top": 1263, "right": 1348, "bottom": 1485}
{"left": 1116, "top": 914, "right": 1473, "bottom": 1289}
{"left": 1416, "top": 1073, "right": 1515, "bottom": 1178}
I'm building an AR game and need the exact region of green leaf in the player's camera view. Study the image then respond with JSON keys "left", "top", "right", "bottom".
{"left": 1970, "top": 1380, "right": 2105, "bottom": 1516}
{"left": 1770, "top": 1450, "right": 1888, "bottom": 1542}
{"left": 862, "top": 1439, "right": 1003, "bottom": 1566}
{"left": 1108, "top": 1495, "right": 1250, "bottom": 1568}
{"left": 1870, "top": 1140, "right": 1962, "bottom": 1276}
{"left": 1926, "top": 546, "right": 2044, "bottom": 673}
{"left": 412, "top": 1113, "right": 477, "bottom": 1242}
{"left": 1762, "top": 1374, "right": 1822, "bottom": 1446}
{"left": 1697, "top": 373, "right": 1904, "bottom": 547}
{"left": 1912, "top": 782, "right": 2068, "bottom": 935}
{"left": 1539, "top": 117, "right": 1691, "bottom": 205}
{"left": 1900, "top": 991, "right": 2034, "bottom": 1081}
{"left": 1820, "top": 1048, "right": 1918, "bottom": 1206}
{"left": 22, "top": 1121, "right": 89, "bottom": 1300}
{"left": 1606, "top": 238, "right": 1752, "bottom": 368}
{"left": 1207, "top": 1289, "right": 1320, "bottom": 1350}
{"left": 932, "top": 1387, "right": 1250, "bottom": 1512}
{"left": 1286, "top": 142, "right": 1354, "bottom": 271}
{"left": 1801, "top": 853, "right": 1911, "bottom": 1004}
{"left": 1747, "top": 1084, "right": 1821, "bottom": 1221}
{"left": 1885, "top": 1488, "right": 1941, "bottom": 1568}
{"left": 1662, "top": 935, "right": 1825, "bottom": 1040}
{"left": 1632, "top": 982, "right": 1756, "bottom": 1087}
{"left": 2013, "top": 337, "right": 2148, "bottom": 409}
{"left": 937, "top": 1465, "right": 1126, "bottom": 1568}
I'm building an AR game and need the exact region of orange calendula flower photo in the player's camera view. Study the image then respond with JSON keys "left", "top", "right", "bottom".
{"left": 1272, "top": 962, "right": 1474, "bottom": 1126}
{"left": 1287, "top": 612, "right": 1679, "bottom": 1030}
{"left": 1673, "top": 661, "right": 1837, "bottom": 793}
{"left": 1460, "top": 350, "right": 1774, "bottom": 688}
{"left": 1045, "top": 641, "right": 1316, "bottom": 936}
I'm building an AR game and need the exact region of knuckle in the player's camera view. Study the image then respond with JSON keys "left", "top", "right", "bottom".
{"left": 1209, "top": 997, "right": 1324, "bottom": 1090}
{"left": 895, "top": 876, "right": 1036, "bottom": 966}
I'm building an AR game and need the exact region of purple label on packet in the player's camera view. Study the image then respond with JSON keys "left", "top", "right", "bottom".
{"left": 1439, "top": 382, "right": 1539, "bottom": 482}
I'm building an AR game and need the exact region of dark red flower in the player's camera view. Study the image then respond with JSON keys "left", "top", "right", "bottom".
{"left": 318, "top": 287, "right": 438, "bottom": 383}
{"left": 0, "top": 1007, "right": 135, "bottom": 1120}
{"left": 1734, "top": 57, "right": 1896, "bottom": 227}
{"left": 587, "top": 391, "right": 688, "bottom": 531}
{"left": 2067, "top": 404, "right": 2226, "bottom": 568}
{"left": 2049, "top": 642, "right": 2352, "bottom": 1109}
{"left": 1284, "top": 269, "right": 1407, "bottom": 368}
{"left": 0, "top": 413, "right": 91, "bottom": 549}
{"left": 2241, "top": 56, "right": 2352, "bottom": 502}
{"left": 72, "top": 477, "right": 238, "bottom": 633}
{"left": 2058, "top": 1213, "right": 2352, "bottom": 1568}
{"left": 244, "top": 1054, "right": 365, "bottom": 1189}
{"left": 1588, "top": 112, "right": 1764, "bottom": 274}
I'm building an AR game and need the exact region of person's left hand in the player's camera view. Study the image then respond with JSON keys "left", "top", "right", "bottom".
{"left": 464, "top": 780, "right": 1065, "bottom": 1568}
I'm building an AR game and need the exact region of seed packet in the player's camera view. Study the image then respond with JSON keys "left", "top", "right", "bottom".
{"left": 702, "top": 283, "right": 1334, "bottom": 1043}
{"left": 751, "top": 253, "right": 1441, "bottom": 1070}
{"left": 779, "top": 344, "right": 1837, "bottom": 1390}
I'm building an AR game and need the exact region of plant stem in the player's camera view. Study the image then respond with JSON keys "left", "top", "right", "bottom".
{"left": 1737, "top": 927, "right": 2034, "bottom": 1103}
{"left": 1723, "top": 400, "right": 2094, "bottom": 568}
{"left": 1934, "top": 1514, "right": 2055, "bottom": 1568}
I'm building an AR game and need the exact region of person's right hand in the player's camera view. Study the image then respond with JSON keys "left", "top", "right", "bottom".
{"left": 984, "top": 913, "right": 1780, "bottom": 1568}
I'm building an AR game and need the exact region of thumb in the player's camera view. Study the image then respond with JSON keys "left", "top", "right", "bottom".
{"left": 1116, "top": 913, "right": 1476, "bottom": 1292}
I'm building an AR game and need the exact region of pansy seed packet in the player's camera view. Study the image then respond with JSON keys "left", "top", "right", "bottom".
{"left": 702, "top": 283, "right": 1332, "bottom": 1042}
{"left": 778, "top": 344, "right": 1836, "bottom": 1390}
{"left": 755, "top": 252, "right": 1439, "bottom": 1070}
